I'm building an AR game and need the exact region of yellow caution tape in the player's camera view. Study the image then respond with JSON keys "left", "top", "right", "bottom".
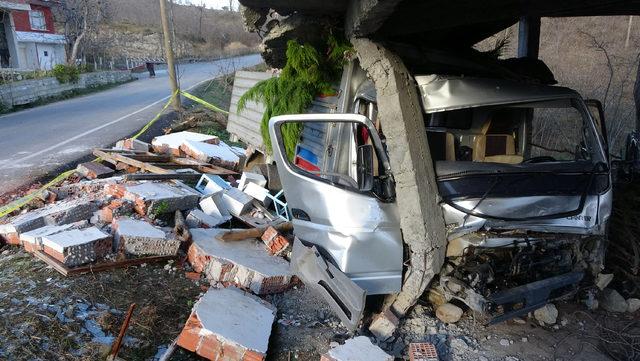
{"left": 180, "top": 91, "right": 229, "bottom": 115}
{"left": 0, "top": 89, "right": 228, "bottom": 219}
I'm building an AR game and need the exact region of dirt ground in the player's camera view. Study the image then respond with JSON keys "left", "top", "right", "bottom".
{"left": 1, "top": 242, "right": 635, "bottom": 361}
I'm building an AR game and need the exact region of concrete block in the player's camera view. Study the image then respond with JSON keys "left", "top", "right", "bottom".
{"left": 42, "top": 227, "right": 112, "bottom": 267}
{"left": 188, "top": 228, "right": 293, "bottom": 294}
{"left": 122, "top": 138, "right": 150, "bottom": 152}
{"left": 251, "top": 164, "right": 282, "bottom": 192}
{"left": 123, "top": 181, "right": 200, "bottom": 217}
{"left": 21, "top": 224, "right": 75, "bottom": 253}
{"left": 260, "top": 226, "right": 289, "bottom": 256}
{"left": 238, "top": 172, "right": 267, "bottom": 190}
{"left": 222, "top": 187, "right": 253, "bottom": 217}
{"left": 76, "top": 162, "right": 114, "bottom": 180}
{"left": 199, "top": 192, "right": 231, "bottom": 219}
{"left": 243, "top": 182, "right": 271, "bottom": 207}
{"left": 435, "top": 303, "right": 463, "bottom": 324}
{"left": 369, "top": 309, "right": 399, "bottom": 341}
{"left": 179, "top": 140, "right": 241, "bottom": 169}
{"left": 151, "top": 131, "right": 219, "bottom": 155}
{"left": 0, "top": 199, "right": 98, "bottom": 245}
{"left": 408, "top": 343, "right": 439, "bottom": 361}
{"left": 195, "top": 174, "right": 230, "bottom": 195}
{"left": 186, "top": 209, "right": 228, "bottom": 228}
{"left": 321, "top": 336, "right": 393, "bottom": 361}
{"left": 113, "top": 218, "right": 178, "bottom": 256}
{"left": 176, "top": 287, "right": 276, "bottom": 361}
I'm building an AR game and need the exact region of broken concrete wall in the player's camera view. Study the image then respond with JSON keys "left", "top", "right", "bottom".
{"left": 352, "top": 38, "right": 448, "bottom": 322}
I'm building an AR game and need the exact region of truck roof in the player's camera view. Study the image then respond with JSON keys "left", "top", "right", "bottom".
{"left": 415, "top": 75, "right": 580, "bottom": 113}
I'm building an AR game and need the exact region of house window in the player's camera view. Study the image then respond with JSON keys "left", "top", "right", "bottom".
{"left": 29, "top": 10, "right": 47, "bottom": 31}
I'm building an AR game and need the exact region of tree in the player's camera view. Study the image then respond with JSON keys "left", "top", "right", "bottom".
{"left": 56, "top": 0, "right": 110, "bottom": 65}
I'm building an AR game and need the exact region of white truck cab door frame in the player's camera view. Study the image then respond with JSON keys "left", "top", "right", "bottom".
{"left": 269, "top": 113, "right": 403, "bottom": 329}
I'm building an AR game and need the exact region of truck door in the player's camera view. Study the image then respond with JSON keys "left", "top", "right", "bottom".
{"left": 269, "top": 113, "right": 402, "bottom": 329}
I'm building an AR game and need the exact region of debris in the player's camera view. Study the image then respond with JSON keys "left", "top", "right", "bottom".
{"left": 188, "top": 228, "right": 293, "bottom": 294}
{"left": 179, "top": 140, "right": 242, "bottom": 169}
{"left": 152, "top": 131, "right": 219, "bottom": 155}
{"left": 217, "top": 222, "right": 292, "bottom": 243}
{"left": 195, "top": 174, "right": 231, "bottom": 195}
{"left": 122, "top": 182, "right": 200, "bottom": 217}
{"left": 42, "top": 227, "right": 112, "bottom": 267}
{"left": 369, "top": 309, "right": 399, "bottom": 341}
{"left": 533, "top": 304, "right": 558, "bottom": 326}
{"left": 243, "top": 182, "right": 272, "bottom": 207}
{"left": 185, "top": 272, "right": 200, "bottom": 280}
{"left": 21, "top": 223, "right": 77, "bottom": 252}
{"left": 626, "top": 298, "right": 640, "bottom": 313}
{"left": 499, "top": 339, "right": 510, "bottom": 346}
{"left": 32, "top": 250, "right": 173, "bottom": 276}
{"left": 601, "top": 288, "right": 628, "bottom": 313}
{"left": 185, "top": 209, "right": 228, "bottom": 228}
{"left": 176, "top": 287, "right": 276, "bottom": 361}
{"left": 435, "top": 303, "right": 463, "bottom": 324}
{"left": 77, "top": 162, "right": 115, "bottom": 180}
{"left": 595, "top": 273, "right": 614, "bottom": 290}
{"left": 173, "top": 210, "right": 191, "bottom": 242}
{"left": 321, "top": 336, "right": 393, "bottom": 361}
{"left": 260, "top": 226, "right": 290, "bottom": 255}
{"left": 98, "top": 199, "right": 134, "bottom": 224}
{"left": 113, "top": 218, "right": 179, "bottom": 256}
{"left": 108, "top": 303, "right": 137, "bottom": 361}
{"left": 199, "top": 192, "right": 232, "bottom": 220}
{"left": 221, "top": 187, "right": 253, "bottom": 216}
{"left": 238, "top": 172, "right": 267, "bottom": 190}
{"left": 408, "top": 342, "right": 439, "bottom": 361}
{"left": 0, "top": 198, "right": 98, "bottom": 245}
{"left": 120, "top": 138, "right": 150, "bottom": 152}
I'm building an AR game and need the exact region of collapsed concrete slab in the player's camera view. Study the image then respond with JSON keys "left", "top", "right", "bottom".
{"left": 76, "top": 162, "right": 115, "bottom": 180}
{"left": 179, "top": 140, "right": 243, "bottom": 169}
{"left": 151, "top": 131, "right": 219, "bottom": 155}
{"left": 121, "top": 181, "right": 200, "bottom": 218}
{"left": 177, "top": 287, "right": 276, "bottom": 361}
{"left": 321, "top": 336, "right": 393, "bottom": 361}
{"left": 21, "top": 224, "right": 76, "bottom": 253}
{"left": 243, "top": 182, "right": 272, "bottom": 207}
{"left": 186, "top": 209, "right": 228, "bottom": 229}
{"left": 42, "top": 227, "right": 112, "bottom": 267}
{"left": 112, "top": 218, "right": 179, "bottom": 256}
{"left": 0, "top": 199, "right": 98, "bottom": 245}
{"left": 188, "top": 228, "right": 293, "bottom": 295}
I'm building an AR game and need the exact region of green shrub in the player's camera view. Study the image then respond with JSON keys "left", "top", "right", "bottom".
{"left": 53, "top": 64, "right": 80, "bottom": 84}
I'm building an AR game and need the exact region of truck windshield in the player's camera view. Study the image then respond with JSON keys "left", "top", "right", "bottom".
{"left": 425, "top": 98, "right": 608, "bottom": 219}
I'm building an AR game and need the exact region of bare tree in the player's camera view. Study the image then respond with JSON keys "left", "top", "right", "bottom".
{"left": 56, "top": 0, "right": 110, "bottom": 65}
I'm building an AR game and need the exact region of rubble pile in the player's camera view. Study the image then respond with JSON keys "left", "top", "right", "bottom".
{"left": 0, "top": 131, "right": 303, "bottom": 360}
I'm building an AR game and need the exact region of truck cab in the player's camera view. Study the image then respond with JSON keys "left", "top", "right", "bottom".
{"left": 268, "top": 61, "right": 612, "bottom": 329}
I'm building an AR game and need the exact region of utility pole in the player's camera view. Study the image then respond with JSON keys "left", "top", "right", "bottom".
{"left": 159, "top": 0, "right": 181, "bottom": 110}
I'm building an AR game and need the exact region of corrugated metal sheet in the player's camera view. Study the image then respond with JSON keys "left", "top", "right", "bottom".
{"left": 227, "top": 71, "right": 276, "bottom": 153}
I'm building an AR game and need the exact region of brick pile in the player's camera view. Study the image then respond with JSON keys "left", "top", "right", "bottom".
{"left": 260, "top": 226, "right": 290, "bottom": 256}
{"left": 176, "top": 287, "right": 276, "bottom": 361}
{"left": 188, "top": 228, "right": 293, "bottom": 295}
{"left": 121, "top": 182, "right": 200, "bottom": 217}
{"left": 113, "top": 218, "right": 179, "bottom": 256}
{"left": 42, "top": 227, "right": 112, "bottom": 266}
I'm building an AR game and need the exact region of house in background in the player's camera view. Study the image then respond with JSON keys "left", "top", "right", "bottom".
{"left": 0, "top": 0, "right": 66, "bottom": 70}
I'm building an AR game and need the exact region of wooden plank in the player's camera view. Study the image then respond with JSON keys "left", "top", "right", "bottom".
{"left": 124, "top": 173, "right": 202, "bottom": 181}
{"left": 33, "top": 250, "right": 175, "bottom": 276}
{"left": 172, "top": 157, "right": 237, "bottom": 175}
{"left": 217, "top": 222, "right": 292, "bottom": 242}
{"left": 94, "top": 150, "right": 173, "bottom": 175}
{"left": 127, "top": 154, "right": 172, "bottom": 163}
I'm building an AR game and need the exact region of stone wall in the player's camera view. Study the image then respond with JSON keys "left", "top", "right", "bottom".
{"left": 0, "top": 70, "right": 134, "bottom": 108}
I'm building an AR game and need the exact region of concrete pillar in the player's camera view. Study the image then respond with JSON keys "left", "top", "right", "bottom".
{"left": 352, "top": 38, "right": 447, "bottom": 318}
{"left": 517, "top": 16, "right": 541, "bottom": 59}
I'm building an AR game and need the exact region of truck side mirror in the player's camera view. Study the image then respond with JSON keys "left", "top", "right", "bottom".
{"left": 357, "top": 144, "right": 374, "bottom": 192}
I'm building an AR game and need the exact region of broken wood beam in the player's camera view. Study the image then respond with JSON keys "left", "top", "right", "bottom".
{"left": 109, "top": 303, "right": 137, "bottom": 360}
{"left": 217, "top": 222, "right": 293, "bottom": 242}
{"left": 124, "top": 173, "right": 202, "bottom": 181}
{"left": 173, "top": 157, "right": 237, "bottom": 175}
{"left": 33, "top": 250, "right": 175, "bottom": 276}
{"left": 94, "top": 150, "right": 174, "bottom": 175}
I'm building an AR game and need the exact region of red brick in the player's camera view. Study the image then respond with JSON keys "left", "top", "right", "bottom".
{"left": 177, "top": 313, "right": 203, "bottom": 352}
{"left": 242, "top": 350, "right": 265, "bottom": 361}
{"left": 409, "top": 343, "right": 438, "bottom": 361}
{"left": 185, "top": 272, "right": 201, "bottom": 281}
{"left": 260, "top": 227, "right": 290, "bottom": 256}
{"left": 1, "top": 233, "right": 20, "bottom": 246}
{"left": 198, "top": 334, "right": 222, "bottom": 360}
{"left": 221, "top": 343, "right": 245, "bottom": 361}
{"left": 188, "top": 243, "right": 210, "bottom": 273}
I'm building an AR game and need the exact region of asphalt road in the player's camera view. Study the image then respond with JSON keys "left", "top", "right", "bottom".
{"left": 0, "top": 54, "right": 263, "bottom": 195}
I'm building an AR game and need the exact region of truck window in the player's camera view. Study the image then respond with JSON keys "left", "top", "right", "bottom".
{"left": 425, "top": 98, "right": 603, "bottom": 166}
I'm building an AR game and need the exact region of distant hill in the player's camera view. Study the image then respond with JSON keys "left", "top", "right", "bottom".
{"left": 78, "top": 0, "right": 259, "bottom": 61}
